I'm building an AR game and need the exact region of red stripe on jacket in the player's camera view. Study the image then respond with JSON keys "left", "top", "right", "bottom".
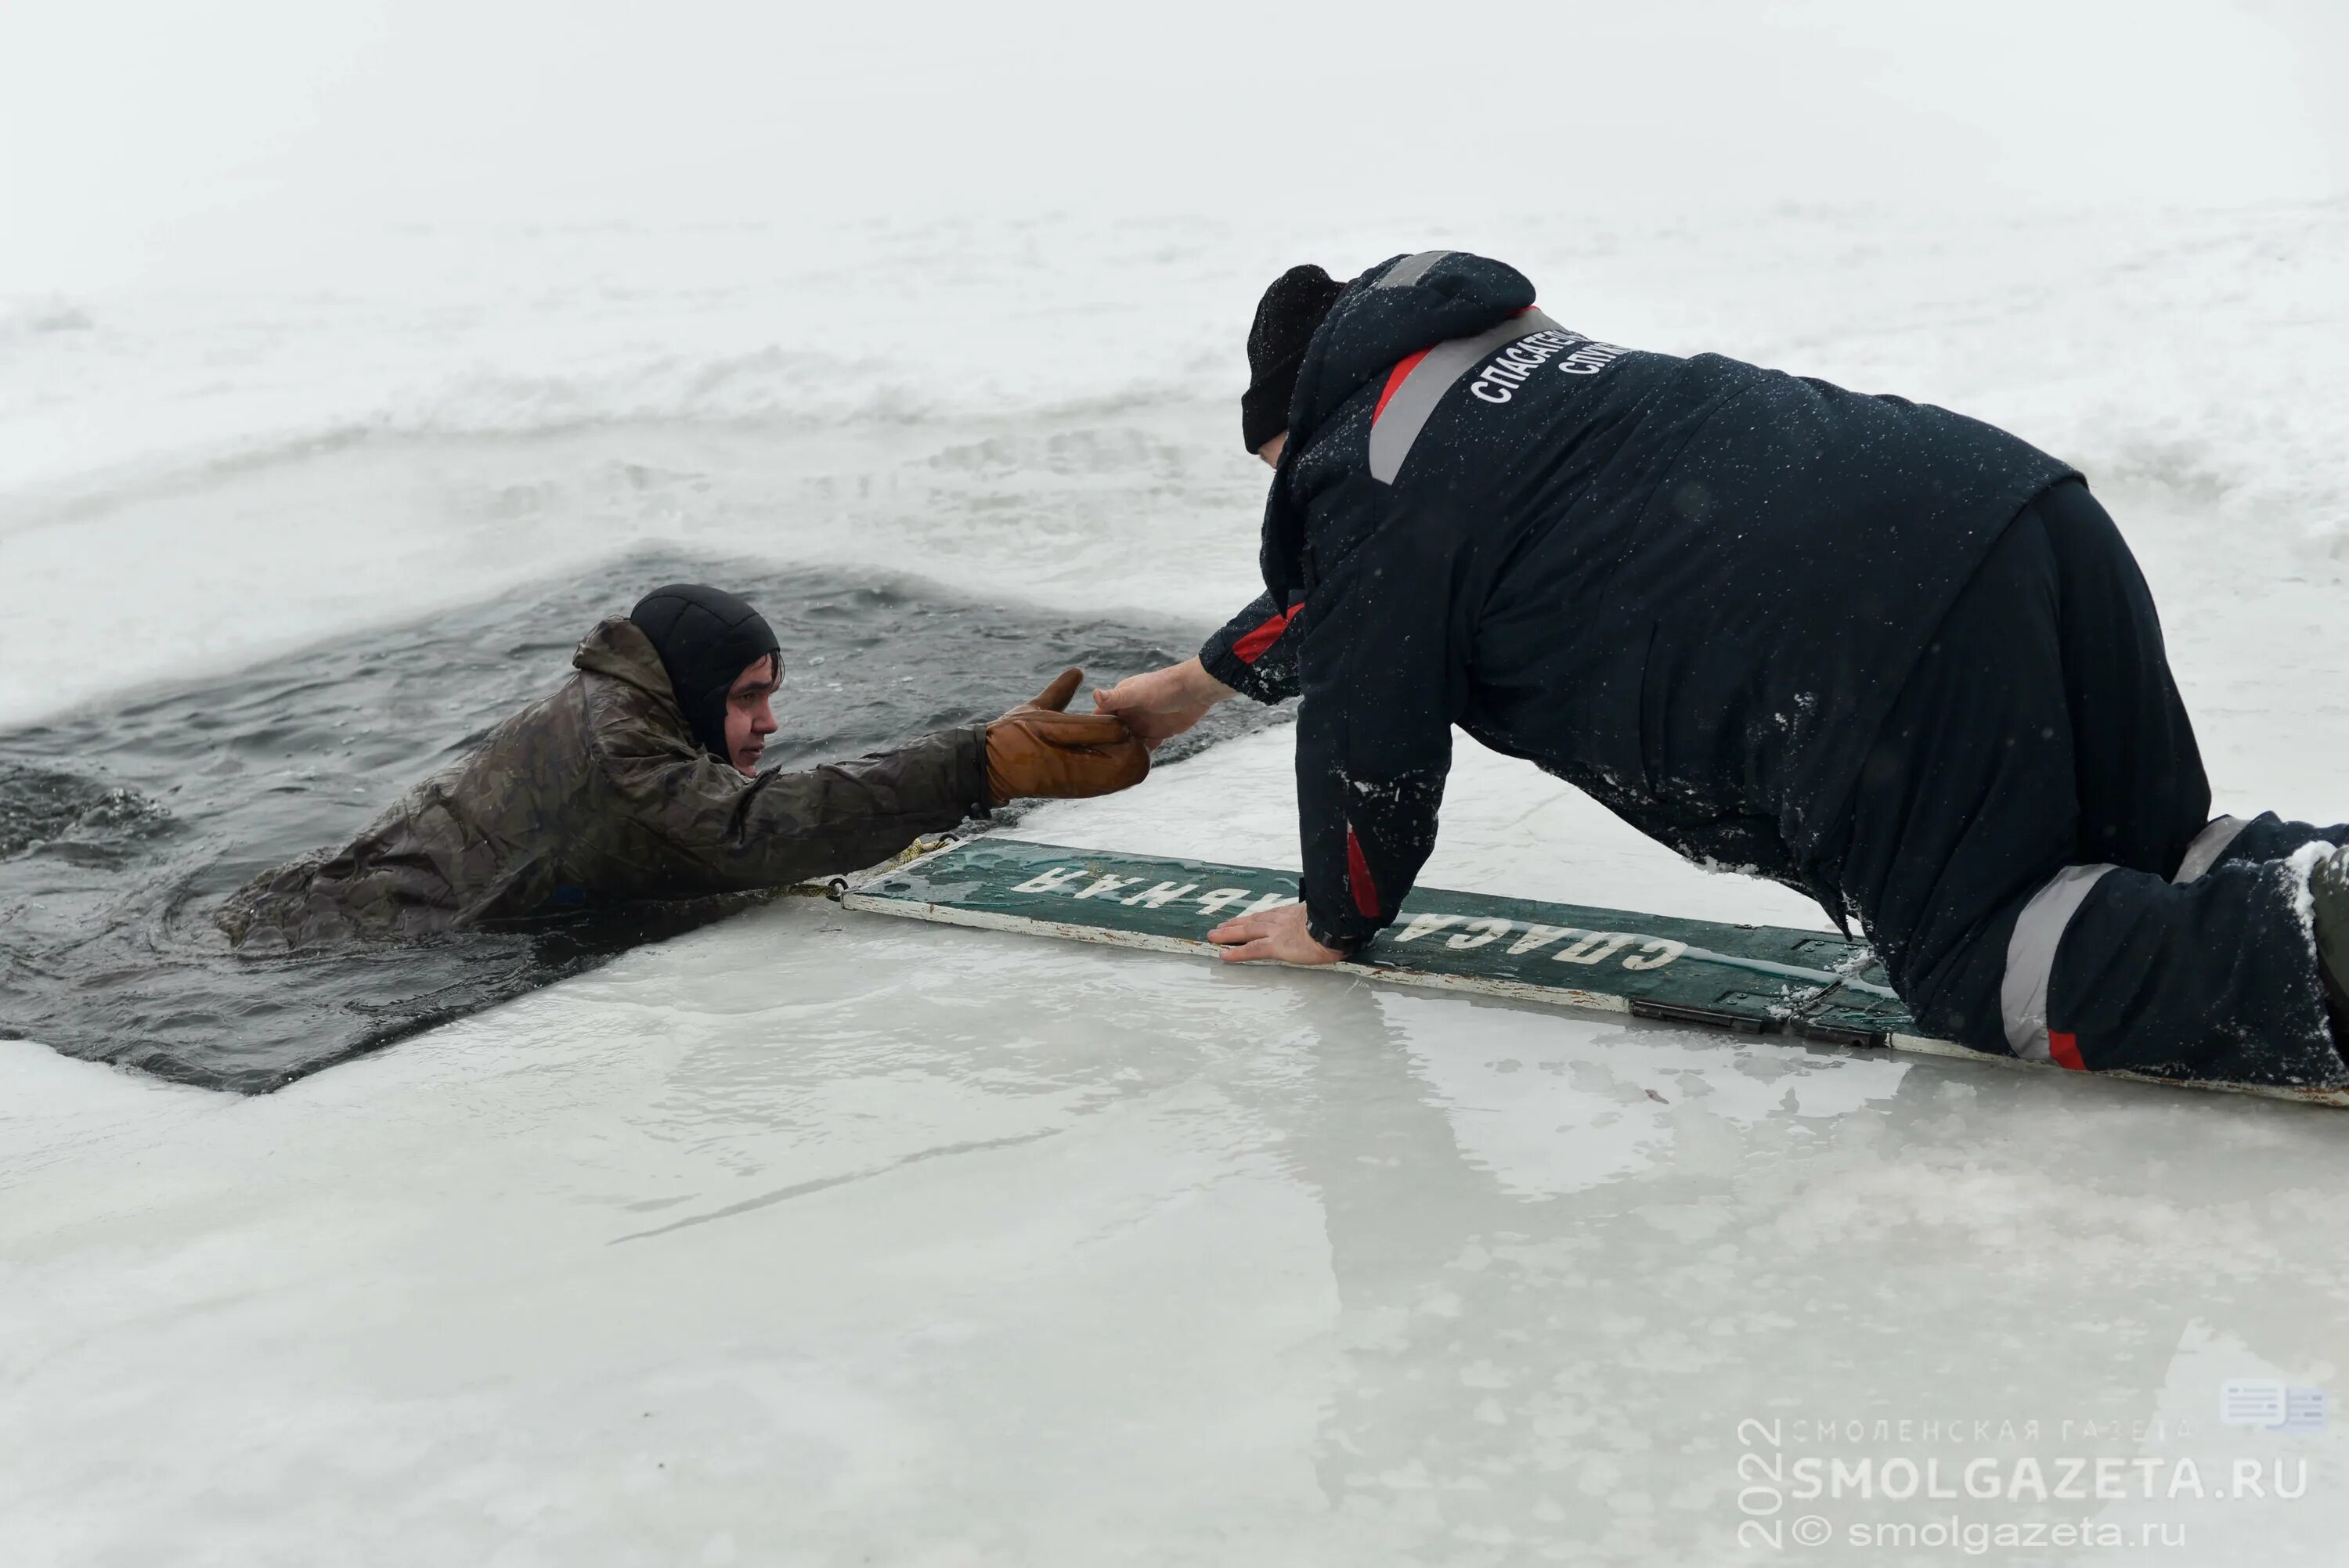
{"left": 2048, "top": 1031, "right": 2087, "bottom": 1072}
{"left": 1345, "top": 825, "right": 1380, "bottom": 918}
{"left": 1231, "top": 604, "right": 1300, "bottom": 665}
{"left": 1373, "top": 348, "right": 1432, "bottom": 422}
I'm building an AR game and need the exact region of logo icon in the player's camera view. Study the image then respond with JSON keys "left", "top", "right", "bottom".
{"left": 2221, "top": 1380, "right": 2327, "bottom": 1433}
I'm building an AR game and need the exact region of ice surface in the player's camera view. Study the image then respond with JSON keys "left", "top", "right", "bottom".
{"left": 7, "top": 1, "right": 2349, "bottom": 1559}
{"left": 11, "top": 860, "right": 2349, "bottom": 1563}
{"left": 9, "top": 456, "right": 2349, "bottom": 1559}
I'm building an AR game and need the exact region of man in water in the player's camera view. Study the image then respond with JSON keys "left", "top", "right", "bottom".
{"left": 1095, "top": 251, "right": 2349, "bottom": 1088}
{"left": 221, "top": 583, "right": 1148, "bottom": 948}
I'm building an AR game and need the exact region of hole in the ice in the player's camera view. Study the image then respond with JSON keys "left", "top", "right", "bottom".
{"left": 0, "top": 552, "right": 1283, "bottom": 1094}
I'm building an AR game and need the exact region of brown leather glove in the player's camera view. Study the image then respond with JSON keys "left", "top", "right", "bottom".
{"left": 985, "top": 669, "right": 1150, "bottom": 805}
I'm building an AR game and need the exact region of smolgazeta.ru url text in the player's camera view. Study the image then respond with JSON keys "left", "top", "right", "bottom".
{"left": 1770, "top": 1454, "right": 2306, "bottom": 1501}
{"left": 1819, "top": 1516, "right": 2187, "bottom": 1555}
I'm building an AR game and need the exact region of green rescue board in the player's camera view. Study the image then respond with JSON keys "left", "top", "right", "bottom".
{"left": 841, "top": 838, "right": 2349, "bottom": 1108}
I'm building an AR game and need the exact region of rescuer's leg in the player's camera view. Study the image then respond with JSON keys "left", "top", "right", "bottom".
{"left": 2312, "top": 848, "right": 2349, "bottom": 1044}
{"left": 2034, "top": 479, "right": 2348, "bottom": 881}
{"left": 1825, "top": 491, "right": 2343, "bottom": 1086}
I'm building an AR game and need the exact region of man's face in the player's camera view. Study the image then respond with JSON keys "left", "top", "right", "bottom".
{"left": 723, "top": 654, "right": 781, "bottom": 775}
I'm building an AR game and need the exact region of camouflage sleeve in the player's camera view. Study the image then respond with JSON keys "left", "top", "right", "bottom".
{"left": 608, "top": 726, "right": 990, "bottom": 892}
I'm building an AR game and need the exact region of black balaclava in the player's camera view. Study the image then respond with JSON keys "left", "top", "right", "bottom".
{"left": 1240, "top": 263, "right": 1347, "bottom": 452}
{"left": 629, "top": 584, "right": 782, "bottom": 762}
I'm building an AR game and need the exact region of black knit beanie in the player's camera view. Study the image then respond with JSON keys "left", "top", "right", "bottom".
{"left": 630, "top": 583, "right": 781, "bottom": 762}
{"left": 1241, "top": 264, "right": 1346, "bottom": 453}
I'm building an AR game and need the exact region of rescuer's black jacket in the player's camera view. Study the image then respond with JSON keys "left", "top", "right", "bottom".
{"left": 1200, "top": 250, "right": 2076, "bottom": 953}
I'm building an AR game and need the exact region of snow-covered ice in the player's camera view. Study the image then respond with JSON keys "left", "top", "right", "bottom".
{"left": 6, "top": 2, "right": 2349, "bottom": 1561}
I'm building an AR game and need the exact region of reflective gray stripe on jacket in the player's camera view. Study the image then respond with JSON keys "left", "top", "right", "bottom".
{"left": 1366, "top": 309, "right": 1566, "bottom": 484}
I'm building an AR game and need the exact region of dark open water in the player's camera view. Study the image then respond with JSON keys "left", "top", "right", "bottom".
{"left": 0, "top": 556, "right": 1275, "bottom": 1093}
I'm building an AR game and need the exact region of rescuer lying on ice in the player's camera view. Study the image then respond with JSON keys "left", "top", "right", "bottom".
{"left": 219, "top": 582, "right": 1149, "bottom": 949}
{"left": 1095, "top": 251, "right": 2349, "bottom": 1087}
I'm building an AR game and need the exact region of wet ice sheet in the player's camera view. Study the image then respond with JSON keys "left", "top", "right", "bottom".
{"left": 5, "top": 402, "right": 2349, "bottom": 1565}
{"left": 5, "top": 425, "right": 2349, "bottom": 1565}
{"left": 6, "top": 73, "right": 2349, "bottom": 1559}
{"left": 7, "top": 873, "right": 2348, "bottom": 1564}
{"left": 9, "top": 565, "right": 2349, "bottom": 1559}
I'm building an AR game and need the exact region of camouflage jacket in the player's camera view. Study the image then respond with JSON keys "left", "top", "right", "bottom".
{"left": 216, "top": 617, "right": 988, "bottom": 948}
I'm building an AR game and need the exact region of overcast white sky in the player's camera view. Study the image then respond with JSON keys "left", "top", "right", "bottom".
{"left": 3, "top": 0, "right": 2347, "bottom": 293}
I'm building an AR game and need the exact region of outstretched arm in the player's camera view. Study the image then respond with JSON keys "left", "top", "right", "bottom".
{"left": 1094, "top": 589, "right": 1304, "bottom": 748}
{"left": 602, "top": 669, "right": 1146, "bottom": 895}
{"left": 606, "top": 727, "right": 993, "bottom": 894}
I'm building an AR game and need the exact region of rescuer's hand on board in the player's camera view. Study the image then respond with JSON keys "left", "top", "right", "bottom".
{"left": 986, "top": 669, "right": 1149, "bottom": 804}
{"left": 1207, "top": 901, "right": 1345, "bottom": 965}
{"left": 1092, "top": 658, "right": 1233, "bottom": 750}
